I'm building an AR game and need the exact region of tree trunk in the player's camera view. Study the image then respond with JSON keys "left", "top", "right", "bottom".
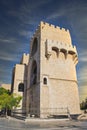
{"left": 5, "top": 108, "right": 7, "bottom": 118}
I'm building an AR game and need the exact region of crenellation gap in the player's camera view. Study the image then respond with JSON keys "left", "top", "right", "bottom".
{"left": 56, "top": 26, "right": 60, "bottom": 30}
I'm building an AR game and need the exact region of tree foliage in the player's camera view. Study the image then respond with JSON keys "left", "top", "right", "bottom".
{"left": 0, "top": 93, "right": 22, "bottom": 110}
{"left": 80, "top": 98, "right": 87, "bottom": 110}
{"left": 0, "top": 87, "right": 9, "bottom": 95}
{"left": 0, "top": 87, "right": 22, "bottom": 116}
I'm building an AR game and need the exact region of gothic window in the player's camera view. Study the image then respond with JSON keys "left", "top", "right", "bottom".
{"left": 18, "top": 83, "right": 24, "bottom": 92}
{"left": 31, "top": 38, "right": 38, "bottom": 56}
{"left": 43, "top": 77, "right": 47, "bottom": 85}
{"left": 30, "top": 60, "right": 37, "bottom": 86}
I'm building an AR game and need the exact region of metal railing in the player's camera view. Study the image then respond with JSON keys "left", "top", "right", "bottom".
{"left": 29, "top": 107, "right": 70, "bottom": 116}
{"left": 11, "top": 107, "right": 71, "bottom": 119}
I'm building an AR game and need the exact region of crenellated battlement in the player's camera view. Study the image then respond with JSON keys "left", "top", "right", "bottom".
{"left": 20, "top": 53, "right": 29, "bottom": 65}
{"left": 23, "top": 53, "right": 29, "bottom": 56}
{"left": 30, "top": 21, "right": 71, "bottom": 45}
{"left": 31, "top": 21, "right": 69, "bottom": 39}
{"left": 40, "top": 21, "right": 71, "bottom": 45}
{"left": 40, "top": 21, "right": 69, "bottom": 33}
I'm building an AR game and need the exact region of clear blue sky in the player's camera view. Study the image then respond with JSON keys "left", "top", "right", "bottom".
{"left": 0, "top": 0, "right": 87, "bottom": 100}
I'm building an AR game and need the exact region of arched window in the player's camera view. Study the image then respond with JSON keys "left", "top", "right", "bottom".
{"left": 18, "top": 83, "right": 24, "bottom": 92}
{"left": 30, "top": 60, "right": 37, "bottom": 86}
{"left": 31, "top": 38, "right": 38, "bottom": 56}
{"left": 43, "top": 77, "right": 47, "bottom": 85}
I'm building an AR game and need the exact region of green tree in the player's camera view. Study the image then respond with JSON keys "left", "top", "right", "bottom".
{"left": 80, "top": 101, "right": 85, "bottom": 110}
{"left": 0, "top": 87, "right": 22, "bottom": 117}
{"left": 0, "top": 87, "right": 10, "bottom": 95}
{"left": 80, "top": 97, "right": 87, "bottom": 110}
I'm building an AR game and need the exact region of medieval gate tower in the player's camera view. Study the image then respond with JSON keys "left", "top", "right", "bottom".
{"left": 27, "top": 21, "right": 80, "bottom": 118}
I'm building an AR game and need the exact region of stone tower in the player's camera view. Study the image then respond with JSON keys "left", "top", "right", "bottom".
{"left": 27, "top": 21, "right": 80, "bottom": 118}
{"left": 11, "top": 53, "right": 29, "bottom": 112}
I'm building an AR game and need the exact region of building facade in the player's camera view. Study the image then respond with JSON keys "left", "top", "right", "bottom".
{"left": 26, "top": 21, "right": 80, "bottom": 118}
{"left": 1, "top": 84, "right": 11, "bottom": 91}
{"left": 11, "top": 53, "right": 29, "bottom": 112}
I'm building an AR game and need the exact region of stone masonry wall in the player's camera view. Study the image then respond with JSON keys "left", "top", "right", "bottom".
{"left": 39, "top": 22, "right": 80, "bottom": 118}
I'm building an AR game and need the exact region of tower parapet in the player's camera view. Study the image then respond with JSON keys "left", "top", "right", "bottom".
{"left": 40, "top": 21, "right": 71, "bottom": 45}
{"left": 40, "top": 21, "right": 69, "bottom": 32}
{"left": 20, "top": 53, "right": 29, "bottom": 65}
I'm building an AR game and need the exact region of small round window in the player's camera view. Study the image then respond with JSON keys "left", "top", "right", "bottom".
{"left": 31, "top": 38, "right": 38, "bottom": 56}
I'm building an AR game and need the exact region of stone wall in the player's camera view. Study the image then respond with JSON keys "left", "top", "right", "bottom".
{"left": 11, "top": 53, "right": 29, "bottom": 113}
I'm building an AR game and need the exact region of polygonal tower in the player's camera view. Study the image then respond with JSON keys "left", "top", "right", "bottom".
{"left": 11, "top": 53, "right": 29, "bottom": 112}
{"left": 26, "top": 21, "right": 80, "bottom": 118}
